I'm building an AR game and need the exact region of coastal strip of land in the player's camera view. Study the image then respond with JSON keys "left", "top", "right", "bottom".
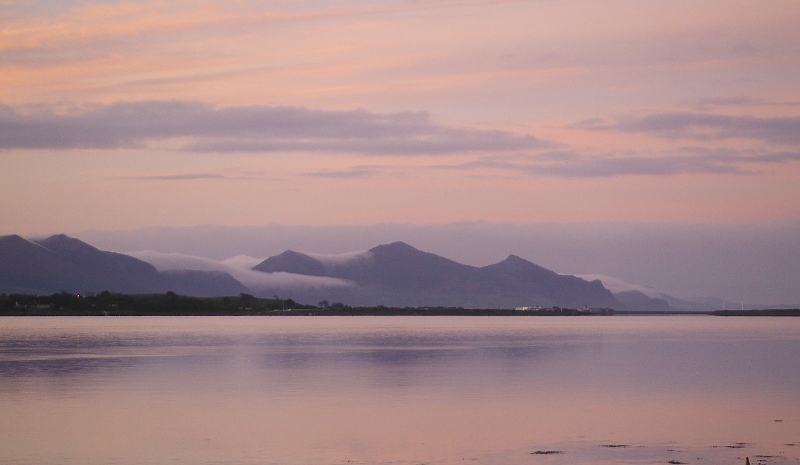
{"left": 2, "top": 292, "right": 798, "bottom": 316}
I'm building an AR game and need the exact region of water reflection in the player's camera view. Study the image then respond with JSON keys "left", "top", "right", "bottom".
{"left": 0, "top": 355, "right": 137, "bottom": 378}
{"left": 1, "top": 316, "right": 799, "bottom": 465}
{"left": 0, "top": 321, "right": 570, "bottom": 388}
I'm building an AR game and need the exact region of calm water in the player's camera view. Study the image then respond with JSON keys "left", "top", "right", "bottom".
{"left": 1, "top": 316, "right": 799, "bottom": 465}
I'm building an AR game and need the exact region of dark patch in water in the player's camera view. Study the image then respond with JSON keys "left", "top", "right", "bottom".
{"left": 601, "top": 444, "right": 630, "bottom": 448}
{"left": 531, "top": 450, "right": 563, "bottom": 455}
{"left": 725, "top": 443, "right": 748, "bottom": 449}
{"left": 668, "top": 460, "right": 686, "bottom": 464}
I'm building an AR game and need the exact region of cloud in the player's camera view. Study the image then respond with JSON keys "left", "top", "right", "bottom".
{"left": 221, "top": 255, "right": 263, "bottom": 269}
{"left": 126, "top": 173, "right": 227, "bottom": 181}
{"left": 125, "top": 146, "right": 799, "bottom": 181}
{"left": 575, "top": 274, "right": 663, "bottom": 297}
{"left": 121, "top": 171, "right": 276, "bottom": 181}
{"left": 128, "top": 250, "right": 355, "bottom": 291}
{"left": 435, "top": 148, "right": 800, "bottom": 178}
{"left": 0, "top": 1, "right": 502, "bottom": 56}
{"left": 306, "top": 250, "right": 373, "bottom": 268}
{"left": 688, "top": 97, "right": 800, "bottom": 111}
{"left": 0, "top": 101, "right": 547, "bottom": 155}
{"left": 304, "top": 166, "right": 380, "bottom": 179}
{"left": 574, "top": 112, "right": 800, "bottom": 146}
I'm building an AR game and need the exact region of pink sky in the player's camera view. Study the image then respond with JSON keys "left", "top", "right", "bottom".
{"left": 1, "top": 0, "right": 799, "bottom": 235}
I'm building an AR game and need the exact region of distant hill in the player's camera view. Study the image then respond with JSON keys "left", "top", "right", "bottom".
{"left": 252, "top": 241, "right": 621, "bottom": 308}
{"left": 0, "top": 234, "right": 247, "bottom": 297}
{"left": 0, "top": 234, "right": 165, "bottom": 294}
{"left": 254, "top": 249, "right": 329, "bottom": 276}
{"left": 161, "top": 269, "right": 250, "bottom": 297}
{"left": 614, "top": 290, "right": 670, "bottom": 312}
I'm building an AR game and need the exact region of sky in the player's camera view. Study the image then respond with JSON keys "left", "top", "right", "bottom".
{"left": 2, "top": 1, "right": 800, "bottom": 303}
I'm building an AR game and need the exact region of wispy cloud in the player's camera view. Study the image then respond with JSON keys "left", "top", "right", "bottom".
{"left": 126, "top": 173, "right": 226, "bottom": 181}
{"left": 434, "top": 148, "right": 800, "bottom": 178}
{"left": 304, "top": 166, "right": 380, "bottom": 179}
{"left": 573, "top": 112, "right": 800, "bottom": 146}
{"left": 0, "top": 2, "right": 377, "bottom": 54}
{"left": 278, "top": 146, "right": 800, "bottom": 179}
{"left": 688, "top": 97, "right": 800, "bottom": 111}
{"left": 0, "top": 0, "right": 530, "bottom": 65}
{"left": 0, "top": 100, "right": 547, "bottom": 155}
{"left": 120, "top": 171, "right": 276, "bottom": 181}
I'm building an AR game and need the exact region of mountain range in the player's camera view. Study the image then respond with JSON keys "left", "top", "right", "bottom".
{"left": 252, "top": 241, "right": 618, "bottom": 308}
{"left": 0, "top": 234, "right": 247, "bottom": 297}
{"left": 1, "top": 233, "right": 670, "bottom": 310}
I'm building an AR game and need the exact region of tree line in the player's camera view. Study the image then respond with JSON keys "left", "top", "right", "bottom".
{"left": 0, "top": 292, "right": 314, "bottom": 316}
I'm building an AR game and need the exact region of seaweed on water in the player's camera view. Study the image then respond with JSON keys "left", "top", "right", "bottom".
{"left": 531, "top": 451, "right": 563, "bottom": 455}
{"left": 601, "top": 444, "right": 630, "bottom": 448}
{"left": 667, "top": 461, "right": 686, "bottom": 464}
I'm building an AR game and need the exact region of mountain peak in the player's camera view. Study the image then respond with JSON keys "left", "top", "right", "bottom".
{"left": 36, "top": 234, "right": 100, "bottom": 255}
{"left": 0, "top": 234, "right": 48, "bottom": 257}
{"left": 1, "top": 233, "right": 168, "bottom": 295}
{"left": 369, "top": 241, "right": 417, "bottom": 254}
{"left": 0, "top": 234, "right": 32, "bottom": 246}
{"left": 495, "top": 254, "right": 541, "bottom": 270}
{"left": 481, "top": 253, "right": 559, "bottom": 280}
{"left": 252, "top": 250, "right": 327, "bottom": 276}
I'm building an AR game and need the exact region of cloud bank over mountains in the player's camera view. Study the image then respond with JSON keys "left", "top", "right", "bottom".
{"left": 6, "top": 230, "right": 790, "bottom": 310}
{"left": 128, "top": 250, "right": 355, "bottom": 292}
{"left": 74, "top": 221, "right": 800, "bottom": 306}
{"left": 0, "top": 233, "right": 623, "bottom": 309}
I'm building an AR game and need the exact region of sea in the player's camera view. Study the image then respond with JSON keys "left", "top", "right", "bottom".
{"left": 1, "top": 315, "right": 798, "bottom": 465}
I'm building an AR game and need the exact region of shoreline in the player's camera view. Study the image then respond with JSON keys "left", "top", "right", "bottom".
{"left": 3, "top": 291, "right": 797, "bottom": 317}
